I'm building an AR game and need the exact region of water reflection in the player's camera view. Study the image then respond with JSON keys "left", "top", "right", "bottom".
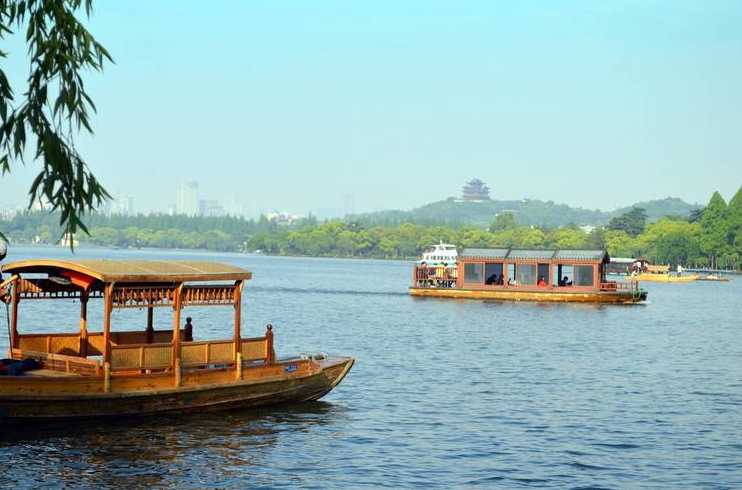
{"left": 0, "top": 402, "right": 344, "bottom": 488}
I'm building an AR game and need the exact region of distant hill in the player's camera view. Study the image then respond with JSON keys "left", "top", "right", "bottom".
{"left": 348, "top": 197, "right": 701, "bottom": 228}
{"left": 611, "top": 197, "right": 701, "bottom": 222}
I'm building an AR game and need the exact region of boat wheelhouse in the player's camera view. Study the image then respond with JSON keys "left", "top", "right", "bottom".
{"left": 0, "top": 259, "right": 353, "bottom": 421}
{"left": 411, "top": 248, "right": 647, "bottom": 303}
{"left": 419, "top": 241, "right": 458, "bottom": 266}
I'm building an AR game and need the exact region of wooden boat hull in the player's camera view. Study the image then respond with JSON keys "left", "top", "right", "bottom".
{"left": 409, "top": 287, "right": 646, "bottom": 304}
{"left": 0, "top": 357, "right": 353, "bottom": 421}
{"left": 634, "top": 273, "right": 698, "bottom": 283}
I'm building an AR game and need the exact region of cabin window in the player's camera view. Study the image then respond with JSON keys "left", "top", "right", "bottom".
{"left": 516, "top": 264, "right": 537, "bottom": 286}
{"left": 574, "top": 265, "right": 594, "bottom": 286}
{"left": 537, "top": 263, "right": 549, "bottom": 285}
{"left": 484, "top": 263, "right": 504, "bottom": 285}
{"left": 507, "top": 263, "right": 516, "bottom": 284}
{"left": 464, "top": 263, "right": 484, "bottom": 284}
{"left": 555, "top": 265, "right": 574, "bottom": 286}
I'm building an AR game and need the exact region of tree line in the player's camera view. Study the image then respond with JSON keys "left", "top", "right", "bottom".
{"left": 2, "top": 188, "right": 741, "bottom": 269}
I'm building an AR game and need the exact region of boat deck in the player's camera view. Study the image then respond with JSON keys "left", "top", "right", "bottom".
{"left": 25, "top": 369, "right": 81, "bottom": 377}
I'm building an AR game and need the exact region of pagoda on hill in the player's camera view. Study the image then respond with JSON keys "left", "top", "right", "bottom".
{"left": 461, "top": 179, "right": 491, "bottom": 201}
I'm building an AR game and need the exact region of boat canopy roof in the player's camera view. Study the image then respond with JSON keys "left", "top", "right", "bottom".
{"left": 461, "top": 248, "right": 609, "bottom": 262}
{"left": 1, "top": 259, "right": 252, "bottom": 284}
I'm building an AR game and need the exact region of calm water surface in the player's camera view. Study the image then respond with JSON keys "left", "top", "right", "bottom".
{"left": 1, "top": 246, "right": 741, "bottom": 488}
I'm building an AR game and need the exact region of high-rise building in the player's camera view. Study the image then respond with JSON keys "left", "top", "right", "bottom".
{"left": 461, "top": 179, "right": 491, "bottom": 201}
{"left": 177, "top": 181, "right": 199, "bottom": 216}
{"left": 111, "top": 195, "right": 135, "bottom": 215}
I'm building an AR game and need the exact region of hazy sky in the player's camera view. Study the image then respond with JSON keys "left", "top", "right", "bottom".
{"left": 2, "top": 1, "right": 741, "bottom": 217}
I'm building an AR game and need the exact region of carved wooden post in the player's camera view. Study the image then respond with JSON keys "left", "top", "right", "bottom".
{"left": 10, "top": 275, "right": 19, "bottom": 350}
{"left": 146, "top": 306, "right": 154, "bottom": 343}
{"left": 79, "top": 291, "right": 89, "bottom": 357}
{"left": 103, "top": 283, "right": 114, "bottom": 366}
{"left": 233, "top": 280, "right": 243, "bottom": 364}
{"left": 265, "top": 324, "right": 274, "bottom": 366}
{"left": 104, "top": 362, "right": 111, "bottom": 393}
{"left": 172, "top": 283, "right": 183, "bottom": 386}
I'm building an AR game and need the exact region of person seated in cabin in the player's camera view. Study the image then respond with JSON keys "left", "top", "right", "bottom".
{"left": 497, "top": 275, "right": 504, "bottom": 286}
{"left": 537, "top": 276, "right": 547, "bottom": 287}
{"left": 561, "top": 276, "right": 572, "bottom": 286}
{"left": 485, "top": 273, "right": 497, "bottom": 285}
{"left": 508, "top": 277, "right": 517, "bottom": 286}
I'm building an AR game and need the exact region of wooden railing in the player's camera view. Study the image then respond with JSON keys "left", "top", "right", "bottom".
{"left": 17, "top": 329, "right": 188, "bottom": 357}
{"left": 110, "top": 342, "right": 173, "bottom": 371}
{"left": 241, "top": 336, "right": 272, "bottom": 363}
{"left": 16, "top": 327, "right": 275, "bottom": 374}
{"left": 181, "top": 340, "right": 235, "bottom": 367}
{"left": 11, "top": 348, "right": 100, "bottom": 376}
{"left": 18, "top": 333, "right": 82, "bottom": 357}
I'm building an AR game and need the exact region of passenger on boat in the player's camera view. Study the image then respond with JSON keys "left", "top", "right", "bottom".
{"left": 560, "top": 276, "right": 572, "bottom": 286}
{"left": 497, "top": 275, "right": 504, "bottom": 286}
{"left": 185, "top": 317, "right": 194, "bottom": 341}
{"left": 486, "top": 273, "right": 497, "bottom": 285}
{"left": 537, "top": 276, "right": 547, "bottom": 287}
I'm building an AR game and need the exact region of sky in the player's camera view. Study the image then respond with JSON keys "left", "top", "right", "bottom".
{"left": 2, "top": 0, "right": 741, "bottom": 217}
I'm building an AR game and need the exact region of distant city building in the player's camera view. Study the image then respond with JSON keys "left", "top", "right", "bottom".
{"left": 461, "top": 178, "right": 491, "bottom": 201}
{"left": 177, "top": 181, "right": 199, "bottom": 216}
{"left": 199, "top": 199, "right": 226, "bottom": 217}
{"left": 0, "top": 207, "right": 19, "bottom": 220}
{"left": 111, "top": 195, "right": 135, "bottom": 215}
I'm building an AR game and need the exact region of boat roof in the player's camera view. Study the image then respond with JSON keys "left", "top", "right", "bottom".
{"left": 461, "top": 248, "right": 608, "bottom": 262}
{"left": 1, "top": 259, "right": 252, "bottom": 283}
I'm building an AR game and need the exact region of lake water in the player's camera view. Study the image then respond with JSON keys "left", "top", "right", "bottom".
{"left": 1, "top": 246, "right": 741, "bottom": 488}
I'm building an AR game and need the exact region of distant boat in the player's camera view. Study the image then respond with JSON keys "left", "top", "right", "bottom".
{"left": 410, "top": 247, "right": 647, "bottom": 304}
{"left": 631, "top": 260, "right": 698, "bottom": 283}
{"left": 697, "top": 274, "right": 731, "bottom": 282}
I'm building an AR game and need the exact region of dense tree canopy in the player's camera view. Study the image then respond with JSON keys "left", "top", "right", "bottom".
{"left": 2, "top": 188, "right": 741, "bottom": 269}
{"left": 607, "top": 207, "right": 647, "bottom": 237}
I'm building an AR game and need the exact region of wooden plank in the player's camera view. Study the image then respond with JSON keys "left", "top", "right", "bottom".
{"left": 233, "top": 280, "right": 243, "bottom": 363}
{"left": 103, "top": 283, "right": 114, "bottom": 365}
{"left": 10, "top": 275, "right": 19, "bottom": 349}
{"left": 79, "top": 292, "right": 88, "bottom": 357}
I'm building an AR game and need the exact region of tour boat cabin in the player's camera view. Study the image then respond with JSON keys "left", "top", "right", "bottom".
{"left": 411, "top": 248, "right": 647, "bottom": 304}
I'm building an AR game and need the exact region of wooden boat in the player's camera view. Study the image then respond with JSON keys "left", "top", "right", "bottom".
{"left": 630, "top": 262, "right": 698, "bottom": 283}
{"left": 633, "top": 272, "right": 699, "bottom": 283}
{"left": 410, "top": 248, "right": 647, "bottom": 304}
{"left": 0, "top": 259, "right": 353, "bottom": 421}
